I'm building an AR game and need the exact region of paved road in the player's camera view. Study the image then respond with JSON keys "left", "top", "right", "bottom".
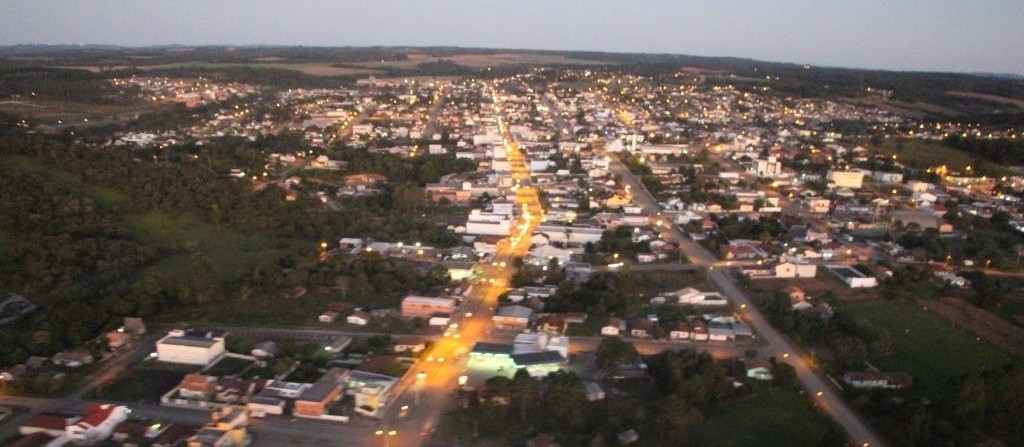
{"left": 606, "top": 149, "right": 886, "bottom": 447}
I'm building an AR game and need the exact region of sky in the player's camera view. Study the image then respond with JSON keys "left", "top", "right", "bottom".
{"left": 1, "top": 0, "right": 1022, "bottom": 74}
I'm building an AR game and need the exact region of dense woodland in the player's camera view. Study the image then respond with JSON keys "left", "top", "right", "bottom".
{"left": 0, "top": 135, "right": 470, "bottom": 365}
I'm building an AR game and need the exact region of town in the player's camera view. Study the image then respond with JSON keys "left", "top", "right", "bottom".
{"left": 1, "top": 48, "right": 1023, "bottom": 447}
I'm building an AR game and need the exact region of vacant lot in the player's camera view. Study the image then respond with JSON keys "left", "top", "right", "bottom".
{"left": 88, "top": 361, "right": 199, "bottom": 402}
{"left": 695, "top": 391, "right": 839, "bottom": 447}
{"left": 836, "top": 299, "right": 1014, "bottom": 396}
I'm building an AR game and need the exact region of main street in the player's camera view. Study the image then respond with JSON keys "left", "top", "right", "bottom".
{"left": 604, "top": 147, "right": 886, "bottom": 447}
{"left": 372, "top": 82, "right": 543, "bottom": 447}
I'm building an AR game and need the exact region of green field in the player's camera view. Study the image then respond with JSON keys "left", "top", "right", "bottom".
{"left": 836, "top": 300, "right": 1014, "bottom": 396}
{"left": 129, "top": 211, "right": 306, "bottom": 282}
{"left": 696, "top": 391, "right": 841, "bottom": 447}
{"left": 874, "top": 139, "right": 1004, "bottom": 174}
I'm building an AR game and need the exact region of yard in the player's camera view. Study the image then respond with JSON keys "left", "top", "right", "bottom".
{"left": 835, "top": 299, "right": 1015, "bottom": 396}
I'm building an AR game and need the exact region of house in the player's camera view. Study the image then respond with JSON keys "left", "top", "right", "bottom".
{"left": 66, "top": 404, "right": 128, "bottom": 445}
{"left": 745, "top": 358, "right": 774, "bottom": 381}
{"left": 178, "top": 374, "right": 217, "bottom": 401}
{"left": 105, "top": 330, "right": 128, "bottom": 349}
{"left": 708, "top": 321, "right": 735, "bottom": 341}
{"left": 600, "top": 317, "right": 625, "bottom": 336}
{"left": 250, "top": 341, "right": 278, "bottom": 359}
{"left": 782, "top": 285, "right": 806, "bottom": 306}
{"left": 628, "top": 318, "right": 654, "bottom": 338}
{"left": 773, "top": 262, "right": 817, "bottom": 279}
{"left": 51, "top": 351, "right": 94, "bottom": 368}
{"left": 534, "top": 314, "right": 567, "bottom": 334}
{"left": 617, "top": 429, "right": 640, "bottom": 445}
{"left": 156, "top": 329, "right": 227, "bottom": 366}
{"left": 346, "top": 311, "right": 371, "bottom": 326}
{"left": 668, "top": 321, "right": 691, "bottom": 340}
{"left": 493, "top": 305, "right": 534, "bottom": 329}
{"left": 187, "top": 407, "right": 249, "bottom": 447}
{"left": 827, "top": 170, "right": 864, "bottom": 189}
{"left": 393, "top": 336, "right": 427, "bottom": 354}
{"left": 690, "top": 320, "right": 709, "bottom": 341}
{"left": 294, "top": 368, "right": 349, "bottom": 418}
{"left": 318, "top": 311, "right": 339, "bottom": 323}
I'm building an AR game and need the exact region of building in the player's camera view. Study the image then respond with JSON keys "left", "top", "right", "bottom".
{"left": 156, "top": 329, "right": 227, "bottom": 366}
{"left": 749, "top": 156, "right": 783, "bottom": 178}
{"left": 66, "top": 404, "right": 128, "bottom": 446}
{"left": 826, "top": 170, "right": 864, "bottom": 189}
{"left": 827, "top": 265, "right": 878, "bottom": 288}
{"left": 492, "top": 305, "right": 534, "bottom": 329}
{"left": 842, "top": 371, "right": 913, "bottom": 389}
{"left": 401, "top": 296, "right": 457, "bottom": 319}
{"left": 465, "top": 209, "right": 512, "bottom": 236}
{"left": 294, "top": 368, "right": 349, "bottom": 418}
{"left": 773, "top": 262, "right": 818, "bottom": 279}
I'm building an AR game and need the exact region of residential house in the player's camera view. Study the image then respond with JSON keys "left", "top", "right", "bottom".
{"left": 628, "top": 318, "right": 654, "bottom": 338}
{"left": 773, "top": 261, "right": 817, "bottom": 279}
{"left": 51, "top": 351, "right": 93, "bottom": 368}
{"left": 600, "top": 317, "right": 625, "bottom": 336}
{"left": 745, "top": 358, "right": 774, "bottom": 381}
{"left": 178, "top": 374, "right": 217, "bottom": 401}
{"left": 668, "top": 321, "right": 691, "bottom": 340}
{"left": 393, "top": 337, "right": 427, "bottom": 354}
{"left": 690, "top": 320, "right": 709, "bottom": 341}
{"left": 346, "top": 311, "right": 371, "bottom": 326}
{"left": 782, "top": 285, "right": 807, "bottom": 306}
{"left": 318, "top": 311, "right": 339, "bottom": 323}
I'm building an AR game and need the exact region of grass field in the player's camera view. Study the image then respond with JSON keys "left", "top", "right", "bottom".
{"left": 695, "top": 391, "right": 839, "bottom": 447}
{"left": 873, "top": 139, "right": 1004, "bottom": 174}
{"left": 836, "top": 299, "right": 1014, "bottom": 396}
{"left": 129, "top": 211, "right": 306, "bottom": 282}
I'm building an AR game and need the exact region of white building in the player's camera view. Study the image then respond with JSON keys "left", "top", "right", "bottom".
{"left": 827, "top": 170, "right": 864, "bottom": 189}
{"left": 465, "top": 209, "right": 512, "bottom": 236}
{"left": 749, "top": 156, "right": 783, "bottom": 178}
{"left": 156, "top": 329, "right": 226, "bottom": 366}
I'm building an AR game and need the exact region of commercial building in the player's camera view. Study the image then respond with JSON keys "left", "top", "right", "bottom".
{"left": 156, "top": 329, "right": 227, "bottom": 366}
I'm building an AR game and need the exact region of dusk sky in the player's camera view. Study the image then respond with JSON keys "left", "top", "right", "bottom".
{"left": 2, "top": 0, "right": 1022, "bottom": 74}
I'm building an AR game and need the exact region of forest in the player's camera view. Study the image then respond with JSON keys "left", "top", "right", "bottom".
{"left": 0, "top": 134, "right": 471, "bottom": 366}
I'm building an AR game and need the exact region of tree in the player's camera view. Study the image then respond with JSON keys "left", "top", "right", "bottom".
{"left": 595, "top": 336, "right": 638, "bottom": 373}
{"left": 508, "top": 369, "right": 540, "bottom": 423}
